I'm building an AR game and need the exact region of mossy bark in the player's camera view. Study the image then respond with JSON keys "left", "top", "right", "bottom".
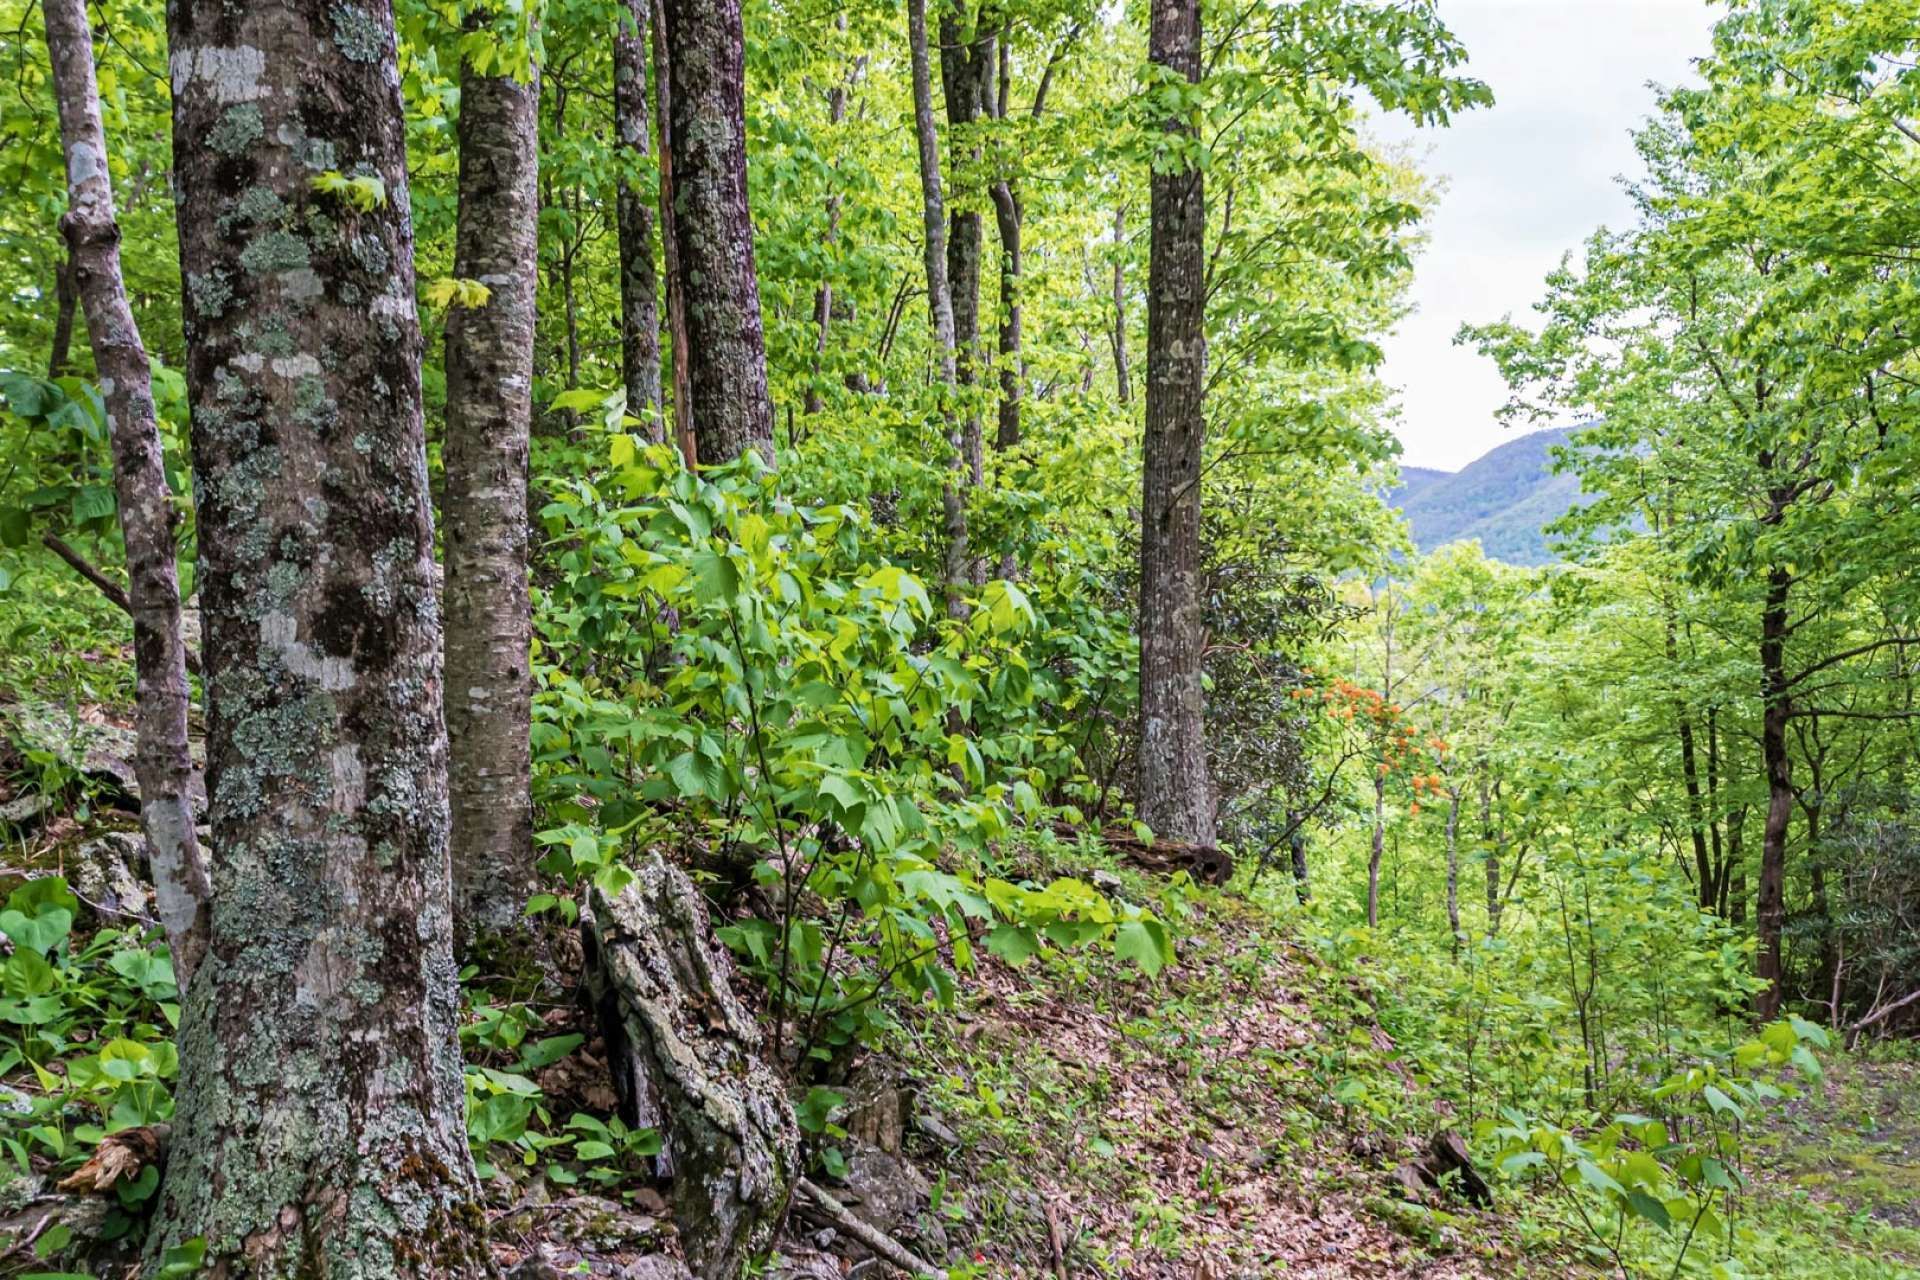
{"left": 155, "top": 2, "right": 491, "bottom": 1273}
{"left": 42, "top": 0, "right": 211, "bottom": 984}
{"left": 445, "top": 15, "right": 540, "bottom": 948}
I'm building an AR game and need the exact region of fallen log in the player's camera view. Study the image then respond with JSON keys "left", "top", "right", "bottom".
{"left": 1049, "top": 821, "right": 1234, "bottom": 885}
{"left": 583, "top": 855, "right": 799, "bottom": 1280}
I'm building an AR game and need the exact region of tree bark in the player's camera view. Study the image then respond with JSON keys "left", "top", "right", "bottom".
{"left": 156, "top": 3, "right": 489, "bottom": 1271}
{"left": 1368, "top": 773, "right": 1385, "bottom": 928}
{"left": 48, "top": 250, "right": 77, "bottom": 378}
{"left": 615, "top": 0, "right": 664, "bottom": 438}
{"left": 1137, "top": 0, "right": 1214, "bottom": 848}
{"left": 652, "top": 0, "right": 696, "bottom": 466}
{"left": 1444, "top": 784, "right": 1463, "bottom": 954}
{"left": 43, "top": 0, "right": 210, "bottom": 985}
{"left": 988, "top": 178, "right": 1023, "bottom": 448}
{"left": 1111, "top": 203, "right": 1131, "bottom": 406}
{"left": 907, "top": 0, "right": 969, "bottom": 616}
{"left": 1757, "top": 564, "right": 1792, "bottom": 1019}
{"left": 659, "top": 0, "right": 774, "bottom": 466}
{"left": 805, "top": 41, "right": 856, "bottom": 418}
{"left": 939, "top": 6, "right": 990, "bottom": 501}
{"left": 444, "top": 16, "right": 540, "bottom": 948}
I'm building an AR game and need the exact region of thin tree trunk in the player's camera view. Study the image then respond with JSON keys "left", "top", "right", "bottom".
{"left": 1445, "top": 784, "right": 1463, "bottom": 954}
{"left": 1757, "top": 565, "right": 1792, "bottom": 1019}
{"left": 615, "top": 0, "right": 664, "bottom": 438}
{"left": 48, "top": 250, "right": 77, "bottom": 377}
{"left": 1367, "top": 773, "right": 1385, "bottom": 928}
{"left": 660, "top": 0, "right": 774, "bottom": 465}
{"left": 43, "top": 0, "right": 209, "bottom": 984}
{"left": 805, "top": 39, "right": 855, "bottom": 418}
{"left": 444, "top": 16, "right": 540, "bottom": 948}
{"left": 940, "top": 6, "right": 990, "bottom": 503}
{"left": 907, "top": 0, "right": 968, "bottom": 617}
{"left": 1111, "top": 203, "right": 1130, "bottom": 406}
{"left": 156, "top": 3, "right": 488, "bottom": 1270}
{"left": 650, "top": 0, "right": 696, "bottom": 465}
{"left": 1137, "top": 0, "right": 1214, "bottom": 847}
{"left": 1480, "top": 777, "right": 1503, "bottom": 933}
{"left": 988, "top": 179, "right": 1023, "bottom": 447}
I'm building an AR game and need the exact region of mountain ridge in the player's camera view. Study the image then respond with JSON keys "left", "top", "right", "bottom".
{"left": 1388, "top": 426, "right": 1588, "bottom": 565}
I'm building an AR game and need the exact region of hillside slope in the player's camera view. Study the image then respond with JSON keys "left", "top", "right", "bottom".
{"left": 1389, "top": 428, "right": 1588, "bottom": 565}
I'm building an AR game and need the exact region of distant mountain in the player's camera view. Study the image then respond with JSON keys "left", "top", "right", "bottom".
{"left": 1388, "top": 427, "right": 1588, "bottom": 566}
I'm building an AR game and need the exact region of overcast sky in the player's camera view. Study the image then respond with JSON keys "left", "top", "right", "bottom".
{"left": 1371, "top": 1, "right": 1718, "bottom": 471}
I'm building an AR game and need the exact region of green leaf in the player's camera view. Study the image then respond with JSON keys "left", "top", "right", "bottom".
{"left": 983, "top": 924, "right": 1040, "bottom": 966}
{"left": 1626, "top": 1190, "right": 1672, "bottom": 1232}
{"left": 1112, "top": 918, "right": 1171, "bottom": 976}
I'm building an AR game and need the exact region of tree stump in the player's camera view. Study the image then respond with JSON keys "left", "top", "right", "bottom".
{"left": 583, "top": 855, "right": 798, "bottom": 1280}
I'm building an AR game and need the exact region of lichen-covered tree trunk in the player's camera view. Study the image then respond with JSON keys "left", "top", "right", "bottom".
{"left": 445, "top": 17, "right": 540, "bottom": 949}
{"left": 659, "top": 0, "right": 773, "bottom": 466}
{"left": 651, "top": 0, "right": 696, "bottom": 466}
{"left": 155, "top": 3, "right": 490, "bottom": 1272}
{"left": 584, "top": 857, "right": 798, "bottom": 1280}
{"left": 43, "top": 0, "right": 210, "bottom": 984}
{"left": 615, "top": 0, "right": 663, "bottom": 438}
{"left": 907, "top": 0, "right": 969, "bottom": 617}
{"left": 1137, "top": 0, "right": 1215, "bottom": 848}
{"left": 939, "top": 8, "right": 991, "bottom": 500}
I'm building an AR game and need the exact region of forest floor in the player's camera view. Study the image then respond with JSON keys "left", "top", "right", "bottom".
{"left": 893, "top": 879, "right": 1514, "bottom": 1278}
{"left": 3, "top": 684, "right": 1920, "bottom": 1277}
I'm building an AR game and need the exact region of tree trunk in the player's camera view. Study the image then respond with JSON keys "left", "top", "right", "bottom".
{"left": 43, "top": 0, "right": 210, "bottom": 984}
{"left": 907, "top": 0, "right": 969, "bottom": 617}
{"left": 1367, "top": 772, "right": 1385, "bottom": 929}
{"left": 1757, "top": 565, "right": 1792, "bottom": 1019}
{"left": 988, "top": 178, "right": 1023, "bottom": 449}
{"left": 583, "top": 858, "right": 798, "bottom": 1280}
{"left": 1480, "top": 778, "right": 1504, "bottom": 934}
{"left": 615, "top": 0, "right": 663, "bottom": 438}
{"left": 1111, "top": 203, "right": 1130, "bottom": 406}
{"left": 939, "top": 6, "right": 990, "bottom": 502}
{"left": 1137, "top": 0, "right": 1214, "bottom": 848}
{"left": 1287, "top": 808, "right": 1309, "bottom": 903}
{"left": 804, "top": 42, "right": 854, "bottom": 418}
{"left": 1445, "top": 785, "right": 1463, "bottom": 954}
{"left": 652, "top": 0, "right": 695, "bottom": 464}
{"left": 659, "top": 0, "right": 774, "bottom": 466}
{"left": 444, "top": 18, "right": 540, "bottom": 949}
{"left": 156, "top": 4, "right": 488, "bottom": 1272}
{"left": 48, "top": 249, "right": 77, "bottom": 378}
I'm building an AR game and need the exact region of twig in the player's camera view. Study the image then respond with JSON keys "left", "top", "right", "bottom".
{"left": 1043, "top": 1198, "right": 1069, "bottom": 1280}
{"left": 794, "top": 1177, "right": 947, "bottom": 1279}
{"left": 43, "top": 531, "right": 130, "bottom": 611}
{"left": 40, "top": 533, "right": 201, "bottom": 674}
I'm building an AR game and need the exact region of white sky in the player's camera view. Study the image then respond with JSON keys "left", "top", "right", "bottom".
{"left": 1371, "top": 1, "right": 1718, "bottom": 471}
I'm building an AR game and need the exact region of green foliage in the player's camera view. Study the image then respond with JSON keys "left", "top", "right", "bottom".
{"left": 0, "top": 878, "right": 181, "bottom": 1238}
{"left": 530, "top": 436, "right": 1173, "bottom": 1059}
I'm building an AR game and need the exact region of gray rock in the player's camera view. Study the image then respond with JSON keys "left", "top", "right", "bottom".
{"left": 68, "top": 830, "right": 152, "bottom": 922}
{"left": 912, "top": 1112, "right": 961, "bottom": 1149}
{"left": 831, "top": 1144, "right": 929, "bottom": 1237}
{"left": 0, "top": 792, "right": 54, "bottom": 832}
{"left": 622, "top": 1256, "right": 695, "bottom": 1280}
